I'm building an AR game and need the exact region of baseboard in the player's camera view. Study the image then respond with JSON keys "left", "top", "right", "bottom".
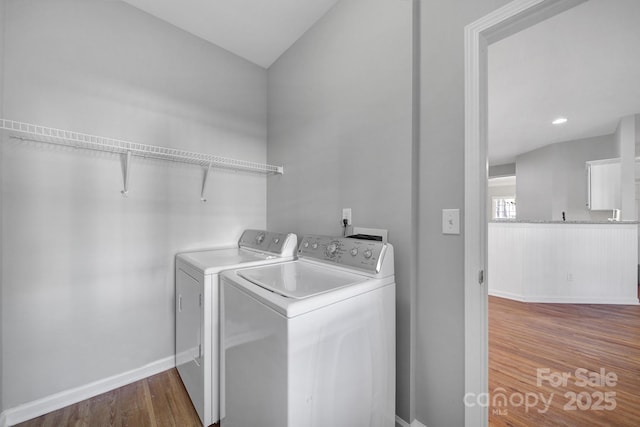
{"left": 488, "top": 289, "right": 525, "bottom": 301}
{"left": 489, "top": 290, "right": 639, "bottom": 305}
{"left": 524, "top": 295, "right": 639, "bottom": 305}
{"left": 0, "top": 356, "right": 175, "bottom": 427}
{"left": 396, "top": 415, "right": 427, "bottom": 427}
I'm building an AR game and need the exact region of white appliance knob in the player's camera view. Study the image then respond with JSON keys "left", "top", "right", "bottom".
{"left": 273, "top": 237, "right": 280, "bottom": 244}
{"left": 303, "top": 241, "right": 309, "bottom": 248}
{"left": 256, "top": 233, "right": 265, "bottom": 244}
{"left": 363, "top": 249, "right": 373, "bottom": 259}
{"left": 312, "top": 243, "right": 318, "bottom": 249}
{"left": 350, "top": 248, "right": 358, "bottom": 256}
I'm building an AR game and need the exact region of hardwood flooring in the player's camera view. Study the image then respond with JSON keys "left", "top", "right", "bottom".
{"left": 15, "top": 369, "right": 212, "bottom": 427}
{"left": 14, "top": 296, "right": 640, "bottom": 426}
{"left": 489, "top": 295, "right": 640, "bottom": 426}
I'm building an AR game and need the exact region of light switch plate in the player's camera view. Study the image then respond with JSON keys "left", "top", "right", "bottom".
{"left": 442, "top": 209, "right": 460, "bottom": 235}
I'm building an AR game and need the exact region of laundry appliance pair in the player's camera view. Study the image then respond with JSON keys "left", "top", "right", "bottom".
{"left": 176, "top": 230, "right": 395, "bottom": 427}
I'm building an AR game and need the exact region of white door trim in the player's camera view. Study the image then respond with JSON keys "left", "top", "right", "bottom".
{"left": 463, "top": 1, "right": 587, "bottom": 426}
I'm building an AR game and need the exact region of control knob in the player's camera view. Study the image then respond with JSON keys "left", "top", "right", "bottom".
{"left": 350, "top": 248, "right": 358, "bottom": 256}
{"left": 273, "top": 237, "right": 280, "bottom": 244}
{"left": 326, "top": 243, "right": 338, "bottom": 257}
{"left": 312, "top": 242, "right": 318, "bottom": 249}
{"left": 363, "top": 249, "right": 373, "bottom": 259}
{"left": 303, "top": 241, "right": 309, "bottom": 248}
{"left": 256, "top": 233, "right": 265, "bottom": 244}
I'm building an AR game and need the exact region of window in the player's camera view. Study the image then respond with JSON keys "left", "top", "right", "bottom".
{"left": 493, "top": 197, "right": 516, "bottom": 219}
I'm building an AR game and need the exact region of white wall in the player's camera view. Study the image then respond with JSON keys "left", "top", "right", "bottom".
{"left": 636, "top": 115, "right": 640, "bottom": 157}
{"left": 265, "top": 0, "right": 414, "bottom": 421}
{"left": 516, "top": 135, "right": 617, "bottom": 221}
{"left": 1, "top": 0, "right": 267, "bottom": 409}
{"left": 0, "top": 0, "right": 5, "bottom": 413}
{"left": 489, "top": 163, "right": 515, "bottom": 177}
{"left": 417, "top": 1, "right": 512, "bottom": 425}
{"left": 516, "top": 145, "right": 554, "bottom": 219}
{"left": 616, "top": 115, "right": 637, "bottom": 220}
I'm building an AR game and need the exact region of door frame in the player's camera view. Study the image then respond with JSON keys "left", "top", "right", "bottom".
{"left": 463, "top": 1, "right": 587, "bottom": 426}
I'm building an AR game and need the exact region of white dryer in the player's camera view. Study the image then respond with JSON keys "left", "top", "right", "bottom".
{"left": 175, "top": 230, "right": 297, "bottom": 427}
{"left": 220, "top": 235, "right": 396, "bottom": 427}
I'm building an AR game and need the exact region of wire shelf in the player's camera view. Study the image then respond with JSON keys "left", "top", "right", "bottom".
{"left": 0, "top": 119, "right": 284, "bottom": 174}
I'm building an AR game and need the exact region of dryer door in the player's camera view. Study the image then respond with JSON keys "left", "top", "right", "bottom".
{"left": 176, "top": 267, "right": 206, "bottom": 425}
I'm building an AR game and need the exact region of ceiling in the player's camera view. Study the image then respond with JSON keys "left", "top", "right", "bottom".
{"left": 488, "top": 0, "right": 640, "bottom": 166}
{"left": 121, "top": 0, "right": 340, "bottom": 68}
{"left": 121, "top": 0, "right": 639, "bottom": 165}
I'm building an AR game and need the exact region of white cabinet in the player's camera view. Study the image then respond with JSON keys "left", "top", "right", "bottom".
{"left": 587, "top": 159, "right": 620, "bottom": 210}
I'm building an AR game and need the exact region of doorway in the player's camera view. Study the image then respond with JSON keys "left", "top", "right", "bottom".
{"left": 466, "top": 0, "right": 640, "bottom": 426}
{"left": 464, "top": 1, "right": 589, "bottom": 426}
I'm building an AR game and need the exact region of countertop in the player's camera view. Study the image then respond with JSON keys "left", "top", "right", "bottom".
{"left": 490, "top": 219, "right": 639, "bottom": 225}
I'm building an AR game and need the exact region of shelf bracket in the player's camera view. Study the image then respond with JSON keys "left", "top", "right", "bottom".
{"left": 121, "top": 150, "right": 131, "bottom": 197}
{"left": 201, "top": 161, "right": 213, "bottom": 202}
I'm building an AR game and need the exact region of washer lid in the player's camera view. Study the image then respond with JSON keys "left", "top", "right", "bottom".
{"left": 178, "top": 248, "right": 276, "bottom": 274}
{"left": 237, "top": 262, "right": 368, "bottom": 299}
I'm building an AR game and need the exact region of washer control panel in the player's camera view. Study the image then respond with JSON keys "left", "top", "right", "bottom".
{"left": 298, "top": 235, "right": 385, "bottom": 273}
{"left": 239, "top": 230, "right": 292, "bottom": 255}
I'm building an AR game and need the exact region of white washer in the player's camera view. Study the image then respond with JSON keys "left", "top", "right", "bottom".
{"left": 220, "top": 235, "right": 395, "bottom": 427}
{"left": 175, "top": 230, "right": 297, "bottom": 427}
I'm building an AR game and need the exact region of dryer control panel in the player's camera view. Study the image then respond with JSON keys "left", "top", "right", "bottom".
{"left": 239, "top": 230, "right": 297, "bottom": 256}
{"left": 298, "top": 235, "right": 386, "bottom": 273}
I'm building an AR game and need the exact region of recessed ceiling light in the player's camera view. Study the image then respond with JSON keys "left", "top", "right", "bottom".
{"left": 552, "top": 117, "right": 568, "bottom": 125}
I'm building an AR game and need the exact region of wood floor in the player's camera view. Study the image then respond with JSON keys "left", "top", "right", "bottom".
{"left": 14, "top": 296, "right": 640, "bottom": 426}
{"left": 489, "top": 294, "right": 640, "bottom": 426}
{"left": 15, "top": 369, "right": 210, "bottom": 427}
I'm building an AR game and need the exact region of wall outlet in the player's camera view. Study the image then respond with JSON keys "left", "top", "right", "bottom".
{"left": 342, "top": 208, "right": 352, "bottom": 226}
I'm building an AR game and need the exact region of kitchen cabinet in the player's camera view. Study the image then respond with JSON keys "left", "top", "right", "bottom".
{"left": 587, "top": 159, "right": 620, "bottom": 210}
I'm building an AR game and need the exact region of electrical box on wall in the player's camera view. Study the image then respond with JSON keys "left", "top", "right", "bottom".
{"left": 342, "top": 208, "right": 352, "bottom": 225}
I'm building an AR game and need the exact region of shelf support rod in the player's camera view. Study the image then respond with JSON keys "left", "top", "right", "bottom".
{"left": 201, "top": 161, "right": 213, "bottom": 202}
{"left": 121, "top": 150, "right": 131, "bottom": 197}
